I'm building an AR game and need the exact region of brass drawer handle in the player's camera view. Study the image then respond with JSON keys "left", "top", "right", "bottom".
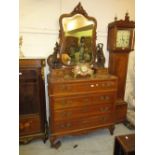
{"left": 19, "top": 121, "right": 32, "bottom": 131}
{"left": 90, "top": 84, "right": 95, "bottom": 88}
{"left": 100, "top": 96, "right": 110, "bottom": 100}
{"left": 24, "top": 122, "right": 31, "bottom": 128}
{"left": 20, "top": 124, "right": 24, "bottom": 131}
{"left": 60, "top": 124, "right": 65, "bottom": 129}
{"left": 101, "top": 116, "right": 109, "bottom": 123}
{"left": 83, "top": 99, "right": 89, "bottom": 102}
{"left": 101, "top": 117, "right": 107, "bottom": 122}
{"left": 105, "top": 96, "right": 110, "bottom": 100}
{"left": 101, "top": 83, "right": 106, "bottom": 87}
{"left": 90, "top": 84, "right": 99, "bottom": 87}
{"left": 82, "top": 120, "right": 89, "bottom": 124}
{"left": 100, "top": 96, "right": 105, "bottom": 100}
{"left": 82, "top": 108, "right": 88, "bottom": 113}
{"left": 61, "top": 112, "right": 72, "bottom": 117}
{"left": 68, "top": 101, "right": 73, "bottom": 104}
{"left": 100, "top": 107, "right": 109, "bottom": 112}
{"left": 101, "top": 82, "right": 113, "bottom": 87}
{"left": 61, "top": 85, "right": 69, "bottom": 90}
{"left": 60, "top": 123, "right": 71, "bottom": 129}
{"left": 106, "top": 82, "right": 112, "bottom": 86}
{"left": 61, "top": 100, "right": 72, "bottom": 105}
{"left": 61, "top": 100, "right": 67, "bottom": 105}
{"left": 61, "top": 85, "right": 65, "bottom": 90}
{"left": 66, "top": 123, "right": 71, "bottom": 128}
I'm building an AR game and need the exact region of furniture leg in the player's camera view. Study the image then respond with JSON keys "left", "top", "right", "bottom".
{"left": 109, "top": 125, "right": 115, "bottom": 135}
{"left": 50, "top": 136, "right": 61, "bottom": 149}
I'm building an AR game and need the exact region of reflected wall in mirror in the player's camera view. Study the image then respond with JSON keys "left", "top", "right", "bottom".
{"left": 59, "top": 3, "right": 97, "bottom": 66}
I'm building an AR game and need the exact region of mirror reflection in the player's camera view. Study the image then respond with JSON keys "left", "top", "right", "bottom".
{"left": 61, "top": 14, "right": 95, "bottom": 65}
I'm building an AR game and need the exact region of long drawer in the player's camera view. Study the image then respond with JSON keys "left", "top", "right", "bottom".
{"left": 50, "top": 80, "right": 117, "bottom": 95}
{"left": 53, "top": 103, "right": 114, "bottom": 121}
{"left": 53, "top": 114, "right": 113, "bottom": 133}
{"left": 51, "top": 91, "right": 116, "bottom": 110}
{"left": 19, "top": 115, "right": 41, "bottom": 136}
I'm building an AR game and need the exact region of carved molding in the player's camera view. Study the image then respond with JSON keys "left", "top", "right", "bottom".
{"left": 71, "top": 2, "right": 88, "bottom": 16}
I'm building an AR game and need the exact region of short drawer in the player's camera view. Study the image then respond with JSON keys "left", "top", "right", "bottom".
{"left": 19, "top": 59, "right": 45, "bottom": 68}
{"left": 52, "top": 94, "right": 93, "bottom": 110}
{"left": 53, "top": 103, "right": 114, "bottom": 121}
{"left": 53, "top": 114, "right": 113, "bottom": 133}
{"left": 52, "top": 92, "right": 116, "bottom": 110}
{"left": 51, "top": 80, "right": 117, "bottom": 95}
{"left": 19, "top": 115, "right": 41, "bottom": 136}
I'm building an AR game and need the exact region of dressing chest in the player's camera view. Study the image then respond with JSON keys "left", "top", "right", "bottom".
{"left": 46, "top": 3, "right": 127, "bottom": 147}
{"left": 48, "top": 68, "right": 117, "bottom": 146}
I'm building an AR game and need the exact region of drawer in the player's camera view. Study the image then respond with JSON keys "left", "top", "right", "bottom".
{"left": 52, "top": 92, "right": 116, "bottom": 110}
{"left": 50, "top": 80, "right": 117, "bottom": 95}
{"left": 19, "top": 69, "right": 38, "bottom": 81}
{"left": 52, "top": 94, "right": 93, "bottom": 110}
{"left": 53, "top": 114, "right": 113, "bottom": 133}
{"left": 19, "top": 59, "right": 45, "bottom": 68}
{"left": 53, "top": 103, "right": 113, "bottom": 121}
{"left": 19, "top": 115, "right": 41, "bottom": 136}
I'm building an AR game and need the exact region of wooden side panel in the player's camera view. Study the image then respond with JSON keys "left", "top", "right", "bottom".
{"left": 19, "top": 68, "right": 40, "bottom": 115}
{"left": 108, "top": 52, "right": 129, "bottom": 100}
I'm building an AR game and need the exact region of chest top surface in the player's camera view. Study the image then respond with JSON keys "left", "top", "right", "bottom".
{"left": 48, "top": 68, "right": 117, "bottom": 84}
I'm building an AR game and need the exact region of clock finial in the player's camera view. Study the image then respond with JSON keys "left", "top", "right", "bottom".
{"left": 114, "top": 14, "right": 117, "bottom": 21}
{"left": 125, "top": 12, "right": 130, "bottom": 21}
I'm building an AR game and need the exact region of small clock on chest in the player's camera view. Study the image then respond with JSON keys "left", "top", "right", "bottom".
{"left": 107, "top": 13, "right": 135, "bottom": 123}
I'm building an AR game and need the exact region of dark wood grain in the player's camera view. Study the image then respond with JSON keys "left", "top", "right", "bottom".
{"left": 19, "top": 59, "right": 48, "bottom": 144}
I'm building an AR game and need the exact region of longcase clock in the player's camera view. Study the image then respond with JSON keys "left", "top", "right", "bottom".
{"left": 107, "top": 13, "right": 135, "bottom": 123}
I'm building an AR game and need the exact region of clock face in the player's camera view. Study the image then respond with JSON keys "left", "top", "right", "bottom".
{"left": 80, "top": 65, "right": 88, "bottom": 73}
{"left": 116, "top": 30, "right": 130, "bottom": 48}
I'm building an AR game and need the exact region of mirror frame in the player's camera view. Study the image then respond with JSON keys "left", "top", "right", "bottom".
{"left": 58, "top": 2, "right": 97, "bottom": 66}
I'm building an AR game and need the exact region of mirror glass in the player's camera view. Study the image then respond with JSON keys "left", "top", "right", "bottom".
{"left": 60, "top": 14, "right": 95, "bottom": 65}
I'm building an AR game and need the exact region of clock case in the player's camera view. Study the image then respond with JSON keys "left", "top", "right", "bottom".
{"left": 107, "top": 13, "right": 135, "bottom": 52}
{"left": 107, "top": 13, "right": 135, "bottom": 123}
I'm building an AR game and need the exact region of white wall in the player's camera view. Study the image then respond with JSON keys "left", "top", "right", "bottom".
{"left": 19, "top": 0, "right": 135, "bottom": 119}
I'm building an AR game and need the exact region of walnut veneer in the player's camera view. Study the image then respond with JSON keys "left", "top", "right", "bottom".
{"left": 48, "top": 68, "right": 118, "bottom": 147}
